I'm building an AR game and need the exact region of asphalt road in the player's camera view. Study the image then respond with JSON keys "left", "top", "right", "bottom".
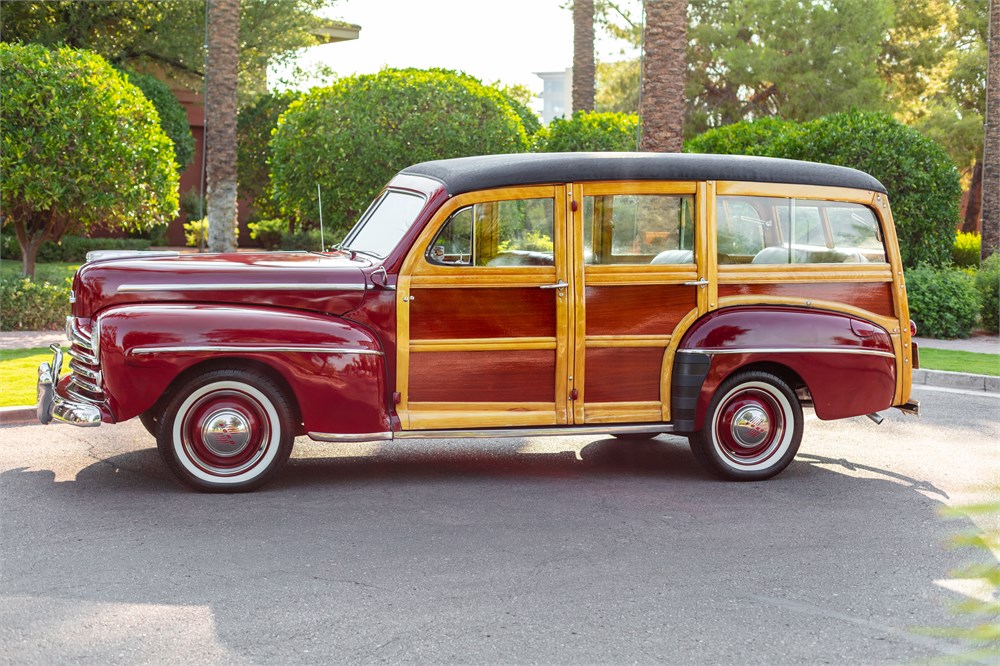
{"left": 1, "top": 385, "right": 998, "bottom": 665}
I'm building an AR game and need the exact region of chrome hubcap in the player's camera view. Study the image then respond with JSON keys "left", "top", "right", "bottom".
{"left": 201, "top": 409, "right": 251, "bottom": 457}
{"left": 731, "top": 405, "right": 770, "bottom": 448}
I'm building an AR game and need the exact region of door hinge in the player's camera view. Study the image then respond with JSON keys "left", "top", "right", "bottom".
{"left": 571, "top": 200, "right": 579, "bottom": 212}
{"left": 570, "top": 388, "right": 579, "bottom": 400}
{"left": 393, "top": 391, "right": 401, "bottom": 404}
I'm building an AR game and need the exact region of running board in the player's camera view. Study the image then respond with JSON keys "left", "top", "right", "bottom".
{"left": 308, "top": 423, "right": 675, "bottom": 443}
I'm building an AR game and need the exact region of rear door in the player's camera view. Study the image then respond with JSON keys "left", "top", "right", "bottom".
{"left": 569, "top": 181, "right": 709, "bottom": 424}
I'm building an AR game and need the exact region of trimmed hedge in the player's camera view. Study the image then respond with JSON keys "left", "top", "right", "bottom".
{"left": 0, "top": 277, "right": 70, "bottom": 331}
{"left": 0, "top": 233, "right": 151, "bottom": 263}
{"left": 271, "top": 68, "right": 529, "bottom": 239}
{"left": 905, "top": 265, "right": 980, "bottom": 339}
{"left": 687, "top": 112, "right": 962, "bottom": 268}
{"left": 975, "top": 254, "right": 999, "bottom": 334}
{"left": 535, "top": 111, "right": 640, "bottom": 152}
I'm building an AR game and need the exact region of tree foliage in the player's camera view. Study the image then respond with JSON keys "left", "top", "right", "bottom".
{"left": 270, "top": 68, "right": 529, "bottom": 237}
{"left": 534, "top": 111, "right": 639, "bottom": 152}
{"left": 0, "top": 43, "right": 179, "bottom": 277}
{"left": 238, "top": 91, "right": 302, "bottom": 221}
{"left": 1, "top": 0, "right": 338, "bottom": 98}
{"left": 118, "top": 67, "right": 195, "bottom": 171}
{"left": 686, "top": 111, "right": 961, "bottom": 268}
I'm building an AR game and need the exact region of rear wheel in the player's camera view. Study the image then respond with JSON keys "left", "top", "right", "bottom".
{"left": 689, "top": 370, "right": 802, "bottom": 481}
{"left": 156, "top": 368, "right": 294, "bottom": 492}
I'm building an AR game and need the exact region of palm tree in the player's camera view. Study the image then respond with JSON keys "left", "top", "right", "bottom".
{"left": 983, "top": 0, "right": 998, "bottom": 259}
{"left": 573, "top": 0, "right": 595, "bottom": 114}
{"left": 639, "top": 0, "right": 687, "bottom": 152}
{"left": 205, "top": 0, "right": 240, "bottom": 253}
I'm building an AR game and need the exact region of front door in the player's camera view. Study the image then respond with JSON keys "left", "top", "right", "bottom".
{"left": 396, "top": 185, "right": 572, "bottom": 430}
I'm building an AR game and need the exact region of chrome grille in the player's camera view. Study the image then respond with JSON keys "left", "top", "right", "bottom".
{"left": 66, "top": 317, "right": 104, "bottom": 401}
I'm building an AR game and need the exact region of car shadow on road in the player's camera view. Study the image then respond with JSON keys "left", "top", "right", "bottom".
{"left": 1, "top": 432, "right": 994, "bottom": 664}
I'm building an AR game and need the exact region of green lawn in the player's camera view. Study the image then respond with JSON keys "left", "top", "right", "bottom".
{"left": 2, "top": 345, "right": 997, "bottom": 409}
{"left": 0, "top": 348, "right": 52, "bottom": 407}
{"left": 0, "top": 261, "right": 80, "bottom": 284}
{"left": 919, "top": 347, "right": 1000, "bottom": 376}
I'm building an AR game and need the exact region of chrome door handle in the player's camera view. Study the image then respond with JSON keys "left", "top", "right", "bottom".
{"left": 684, "top": 278, "right": 710, "bottom": 287}
{"left": 539, "top": 280, "right": 569, "bottom": 290}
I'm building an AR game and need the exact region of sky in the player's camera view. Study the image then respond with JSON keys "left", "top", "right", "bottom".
{"left": 276, "top": 0, "right": 638, "bottom": 98}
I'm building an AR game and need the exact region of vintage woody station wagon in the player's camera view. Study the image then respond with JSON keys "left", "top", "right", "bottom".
{"left": 37, "top": 153, "right": 920, "bottom": 491}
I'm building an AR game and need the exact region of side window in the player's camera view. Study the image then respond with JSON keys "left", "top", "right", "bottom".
{"left": 583, "top": 194, "right": 695, "bottom": 265}
{"left": 427, "top": 197, "right": 554, "bottom": 267}
{"left": 719, "top": 196, "right": 886, "bottom": 265}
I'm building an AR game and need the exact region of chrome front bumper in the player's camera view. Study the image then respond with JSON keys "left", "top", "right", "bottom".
{"left": 37, "top": 344, "right": 102, "bottom": 427}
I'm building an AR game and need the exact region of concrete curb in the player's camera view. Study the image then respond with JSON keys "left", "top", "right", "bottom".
{"left": 0, "top": 406, "right": 38, "bottom": 427}
{"left": 912, "top": 368, "right": 1000, "bottom": 393}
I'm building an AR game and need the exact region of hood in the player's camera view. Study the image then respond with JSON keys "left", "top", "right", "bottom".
{"left": 73, "top": 251, "right": 372, "bottom": 318}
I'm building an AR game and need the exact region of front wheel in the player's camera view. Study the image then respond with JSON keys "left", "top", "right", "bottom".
{"left": 689, "top": 370, "right": 802, "bottom": 481}
{"left": 156, "top": 368, "right": 294, "bottom": 492}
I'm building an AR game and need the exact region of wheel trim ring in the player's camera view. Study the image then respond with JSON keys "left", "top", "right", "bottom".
{"left": 172, "top": 381, "right": 282, "bottom": 483}
{"left": 712, "top": 384, "right": 791, "bottom": 469}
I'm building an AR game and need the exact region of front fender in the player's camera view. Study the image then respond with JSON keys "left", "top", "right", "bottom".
{"left": 674, "top": 306, "right": 897, "bottom": 427}
{"left": 97, "top": 304, "right": 390, "bottom": 434}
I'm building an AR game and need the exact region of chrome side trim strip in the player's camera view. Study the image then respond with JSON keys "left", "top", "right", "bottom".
{"left": 129, "top": 345, "right": 383, "bottom": 356}
{"left": 117, "top": 283, "right": 369, "bottom": 293}
{"left": 676, "top": 347, "right": 896, "bottom": 359}
{"left": 307, "top": 424, "right": 673, "bottom": 443}
{"left": 307, "top": 432, "right": 393, "bottom": 443}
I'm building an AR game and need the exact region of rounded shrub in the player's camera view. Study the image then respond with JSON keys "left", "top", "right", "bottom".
{"left": 534, "top": 111, "right": 639, "bottom": 152}
{"left": 975, "top": 254, "right": 999, "bottom": 334}
{"left": 0, "top": 277, "right": 70, "bottom": 331}
{"left": 905, "top": 265, "right": 980, "bottom": 339}
{"left": 238, "top": 91, "right": 300, "bottom": 220}
{"left": 118, "top": 68, "right": 195, "bottom": 172}
{"left": 270, "top": 68, "right": 529, "bottom": 238}
{"left": 685, "top": 117, "right": 798, "bottom": 156}
{"left": 775, "top": 111, "right": 961, "bottom": 269}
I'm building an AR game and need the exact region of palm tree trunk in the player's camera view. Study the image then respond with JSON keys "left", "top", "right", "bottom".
{"left": 983, "top": 0, "right": 999, "bottom": 259}
{"left": 572, "top": 0, "right": 595, "bottom": 114}
{"left": 640, "top": 0, "right": 687, "bottom": 152}
{"left": 205, "top": 0, "right": 240, "bottom": 253}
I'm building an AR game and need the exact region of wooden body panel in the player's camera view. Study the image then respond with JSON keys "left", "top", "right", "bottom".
{"left": 717, "top": 282, "right": 895, "bottom": 318}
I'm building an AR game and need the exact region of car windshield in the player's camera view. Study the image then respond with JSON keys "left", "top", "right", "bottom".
{"left": 343, "top": 190, "right": 426, "bottom": 259}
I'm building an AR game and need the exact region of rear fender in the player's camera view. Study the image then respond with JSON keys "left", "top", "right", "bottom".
{"left": 674, "top": 306, "right": 896, "bottom": 428}
{"left": 97, "top": 304, "right": 390, "bottom": 434}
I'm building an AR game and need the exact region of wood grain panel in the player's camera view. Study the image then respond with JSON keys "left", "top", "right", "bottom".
{"left": 584, "top": 347, "right": 664, "bottom": 403}
{"left": 585, "top": 285, "right": 696, "bottom": 336}
{"left": 410, "top": 287, "right": 556, "bottom": 339}
{"left": 409, "top": 349, "right": 555, "bottom": 402}
{"left": 717, "top": 282, "right": 895, "bottom": 317}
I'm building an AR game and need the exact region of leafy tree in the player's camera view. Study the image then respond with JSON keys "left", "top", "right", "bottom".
{"left": 0, "top": 43, "right": 178, "bottom": 278}
{"left": 270, "top": 68, "right": 529, "bottom": 237}
{"left": 686, "top": 0, "right": 890, "bottom": 136}
{"left": 535, "top": 111, "right": 639, "bottom": 152}
{"left": 596, "top": 59, "right": 640, "bottom": 114}
{"left": 1, "top": 0, "right": 337, "bottom": 99}
{"left": 118, "top": 68, "right": 195, "bottom": 172}
{"left": 493, "top": 82, "right": 543, "bottom": 137}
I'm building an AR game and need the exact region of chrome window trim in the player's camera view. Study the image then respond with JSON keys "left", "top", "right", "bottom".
{"left": 128, "top": 345, "right": 383, "bottom": 356}
{"left": 116, "top": 283, "right": 370, "bottom": 293}
{"left": 677, "top": 347, "right": 895, "bottom": 359}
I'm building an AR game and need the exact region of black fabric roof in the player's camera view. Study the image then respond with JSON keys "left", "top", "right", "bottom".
{"left": 399, "top": 152, "right": 887, "bottom": 195}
